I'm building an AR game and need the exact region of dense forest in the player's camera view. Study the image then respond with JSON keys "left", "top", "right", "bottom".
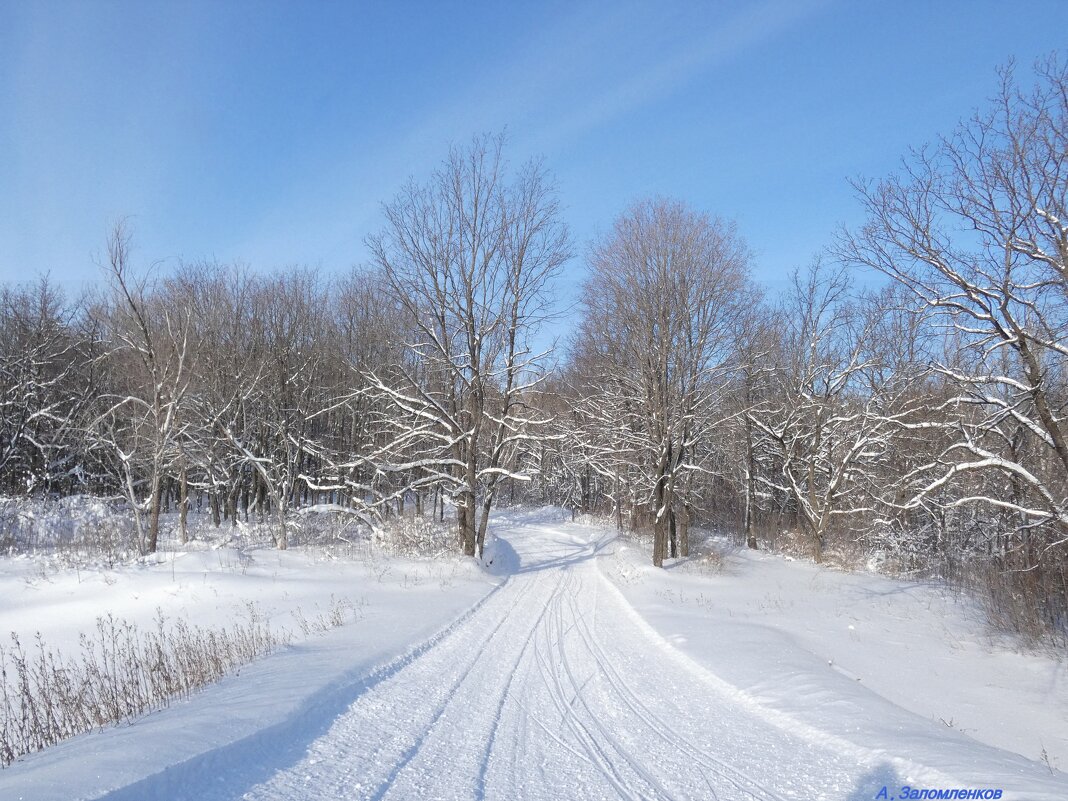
{"left": 2, "top": 59, "right": 1066, "bottom": 645}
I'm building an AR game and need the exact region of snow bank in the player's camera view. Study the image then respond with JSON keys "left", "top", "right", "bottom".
{"left": 597, "top": 533, "right": 1068, "bottom": 776}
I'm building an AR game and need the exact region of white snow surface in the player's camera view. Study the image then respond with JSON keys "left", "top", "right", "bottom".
{"left": 0, "top": 507, "right": 1064, "bottom": 800}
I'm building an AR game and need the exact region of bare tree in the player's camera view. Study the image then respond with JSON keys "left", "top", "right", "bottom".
{"left": 717, "top": 298, "right": 778, "bottom": 549}
{"left": 366, "top": 134, "right": 570, "bottom": 557}
{"left": 575, "top": 199, "right": 752, "bottom": 566}
{"left": 747, "top": 263, "right": 928, "bottom": 561}
{"left": 89, "top": 223, "right": 196, "bottom": 554}
{"left": 839, "top": 56, "right": 1068, "bottom": 556}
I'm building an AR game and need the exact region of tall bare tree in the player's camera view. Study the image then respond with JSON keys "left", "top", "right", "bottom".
{"left": 90, "top": 222, "right": 196, "bottom": 554}
{"left": 839, "top": 56, "right": 1068, "bottom": 556}
{"left": 575, "top": 199, "right": 752, "bottom": 566}
{"left": 367, "top": 134, "right": 570, "bottom": 557}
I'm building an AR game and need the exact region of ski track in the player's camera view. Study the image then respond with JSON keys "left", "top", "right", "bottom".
{"left": 236, "top": 523, "right": 912, "bottom": 801}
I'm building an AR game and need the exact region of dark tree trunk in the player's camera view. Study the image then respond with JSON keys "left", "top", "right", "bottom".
{"left": 179, "top": 462, "right": 189, "bottom": 544}
{"left": 146, "top": 472, "right": 162, "bottom": 553}
{"left": 652, "top": 513, "right": 667, "bottom": 567}
{"left": 679, "top": 504, "right": 690, "bottom": 558}
{"left": 744, "top": 413, "right": 758, "bottom": 549}
{"left": 459, "top": 494, "right": 476, "bottom": 557}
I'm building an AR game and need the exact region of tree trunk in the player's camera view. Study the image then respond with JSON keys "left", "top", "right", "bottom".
{"left": 652, "top": 513, "right": 666, "bottom": 567}
{"left": 146, "top": 471, "right": 162, "bottom": 553}
{"left": 614, "top": 474, "right": 623, "bottom": 531}
{"left": 256, "top": 476, "right": 267, "bottom": 522}
{"left": 808, "top": 517, "right": 825, "bottom": 563}
{"left": 581, "top": 466, "right": 591, "bottom": 514}
{"left": 744, "top": 414, "right": 758, "bottom": 549}
{"left": 679, "top": 503, "right": 690, "bottom": 558}
{"left": 462, "top": 440, "right": 479, "bottom": 556}
{"left": 476, "top": 492, "right": 493, "bottom": 560}
{"left": 178, "top": 461, "right": 189, "bottom": 545}
{"left": 458, "top": 497, "right": 476, "bottom": 557}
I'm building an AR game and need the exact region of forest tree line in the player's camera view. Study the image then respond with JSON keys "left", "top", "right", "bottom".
{"left": 1, "top": 60, "right": 1066, "bottom": 642}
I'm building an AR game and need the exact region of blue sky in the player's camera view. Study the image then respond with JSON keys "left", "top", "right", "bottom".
{"left": 2, "top": 0, "right": 1067, "bottom": 310}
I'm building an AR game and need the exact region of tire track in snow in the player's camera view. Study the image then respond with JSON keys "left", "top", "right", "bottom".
{"left": 472, "top": 566, "right": 568, "bottom": 800}
{"left": 532, "top": 568, "right": 656, "bottom": 801}
{"left": 546, "top": 568, "right": 681, "bottom": 801}
{"left": 93, "top": 561, "right": 516, "bottom": 801}
{"left": 574, "top": 562, "right": 876, "bottom": 800}
{"left": 372, "top": 567, "right": 570, "bottom": 801}
{"left": 242, "top": 572, "right": 546, "bottom": 801}
{"left": 566, "top": 572, "right": 784, "bottom": 801}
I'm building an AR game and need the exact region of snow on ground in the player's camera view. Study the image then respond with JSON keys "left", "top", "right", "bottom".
{"left": 0, "top": 538, "right": 472, "bottom": 658}
{"left": 0, "top": 507, "right": 1066, "bottom": 801}
{"left": 598, "top": 531, "right": 1068, "bottom": 772}
{"left": 0, "top": 530, "right": 500, "bottom": 801}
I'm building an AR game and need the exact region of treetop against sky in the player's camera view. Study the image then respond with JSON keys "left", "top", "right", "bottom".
{"left": 1, "top": 0, "right": 1066, "bottom": 317}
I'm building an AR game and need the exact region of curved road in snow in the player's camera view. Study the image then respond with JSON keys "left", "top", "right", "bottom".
{"left": 237, "top": 520, "right": 918, "bottom": 801}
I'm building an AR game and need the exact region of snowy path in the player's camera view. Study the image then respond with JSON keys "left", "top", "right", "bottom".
{"left": 5, "top": 512, "right": 1066, "bottom": 801}
{"left": 233, "top": 520, "right": 947, "bottom": 801}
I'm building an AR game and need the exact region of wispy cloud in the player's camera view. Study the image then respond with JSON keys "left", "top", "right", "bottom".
{"left": 227, "top": 0, "right": 831, "bottom": 270}
{"left": 526, "top": 0, "right": 832, "bottom": 153}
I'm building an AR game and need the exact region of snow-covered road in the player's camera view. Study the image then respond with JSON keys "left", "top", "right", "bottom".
{"left": 232, "top": 519, "right": 1041, "bottom": 801}
{"left": 4, "top": 512, "right": 1066, "bottom": 801}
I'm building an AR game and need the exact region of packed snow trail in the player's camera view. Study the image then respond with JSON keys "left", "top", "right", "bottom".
{"left": 233, "top": 518, "right": 946, "bottom": 801}
{"left": 4, "top": 510, "right": 1066, "bottom": 800}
